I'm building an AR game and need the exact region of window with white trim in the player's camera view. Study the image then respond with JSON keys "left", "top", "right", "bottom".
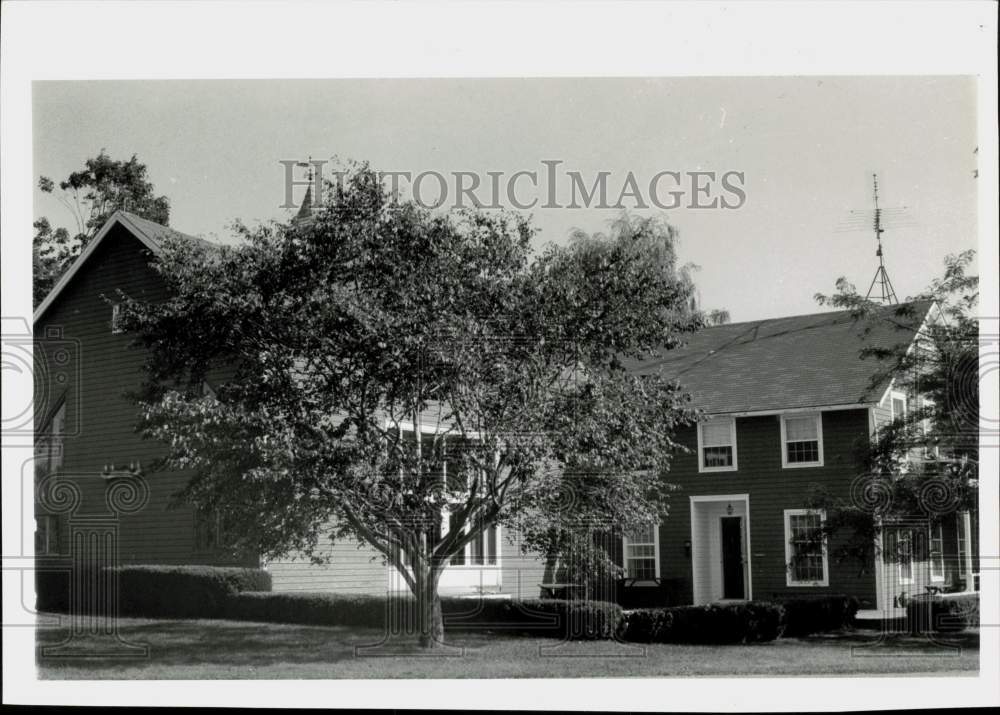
{"left": 956, "top": 512, "right": 970, "bottom": 579}
{"left": 111, "top": 302, "right": 125, "bottom": 334}
{"left": 784, "top": 509, "right": 828, "bottom": 586}
{"left": 698, "top": 417, "right": 737, "bottom": 472}
{"left": 780, "top": 414, "right": 823, "bottom": 468}
{"left": 929, "top": 522, "right": 944, "bottom": 582}
{"left": 441, "top": 436, "right": 499, "bottom": 567}
{"left": 890, "top": 390, "right": 907, "bottom": 422}
{"left": 623, "top": 522, "right": 660, "bottom": 580}
{"left": 445, "top": 512, "right": 499, "bottom": 566}
{"left": 920, "top": 398, "right": 938, "bottom": 459}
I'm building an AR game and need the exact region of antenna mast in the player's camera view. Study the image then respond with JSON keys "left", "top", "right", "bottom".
{"left": 864, "top": 174, "right": 899, "bottom": 304}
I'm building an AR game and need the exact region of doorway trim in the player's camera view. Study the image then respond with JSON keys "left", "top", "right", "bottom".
{"left": 689, "top": 494, "right": 753, "bottom": 604}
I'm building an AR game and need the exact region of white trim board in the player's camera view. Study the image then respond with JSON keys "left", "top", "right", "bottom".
{"left": 783, "top": 508, "right": 830, "bottom": 587}
{"left": 704, "top": 403, "right": 870, "bottom": 418}
{"left": 696, "top": 416, "right": 738, "bottom": 473}
{"left": 689, "top": 494, "right": 753, "bottom": 604}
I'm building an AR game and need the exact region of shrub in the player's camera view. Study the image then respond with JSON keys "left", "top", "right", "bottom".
{"left": 445, "top": 598, "right": 623, "bottom": 640}
{"left": 108, "top": 565, "right": 271, "bottom": 619}
{"left": 622, "top": 601, "right": 786, "bottom": 644}
{"left": 905, "top": 593, "right": 979, "bottom": 633}
{"left": 778, "top": 594, "right": 860, "bottom": 637}
{"left": 225, "top": 592, "right": 624, "bottom": 640}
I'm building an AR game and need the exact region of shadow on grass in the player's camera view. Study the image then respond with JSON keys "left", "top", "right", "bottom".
{"left": 798, "top": 628, "right": 980, "bottom": 649}
{"left": 36, "top": 617, "right": 512, "bottom": 672}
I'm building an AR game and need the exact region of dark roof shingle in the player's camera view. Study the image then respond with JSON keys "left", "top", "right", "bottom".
{"left": 625, "top": 302, "right": 933, "bottom": 414}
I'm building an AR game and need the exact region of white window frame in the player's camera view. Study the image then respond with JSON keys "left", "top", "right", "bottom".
{"left": 111, "top": 302, "right": 125, "bottom": 334}
{"left": 697, "top": 417, "right": 738, "bottom": 473}
{"left": 919, "top": 397, "right": 939, "bottom": 459}
{"left": 780, "top": 413, "right": 824, "bottom": 468}
{"left": 441, "top": 511, "right": 502, "bottom": 569}
{"left": 439, "top": 435, "right": 501, "bottom": 570}
{"left": 956, "top": 511, "right": 973, "bottom": 582}
{"left": 890, "top": 390, "right": 908, "bottom": 422}
{"left": 783, "top": 509, "right": 829, "bottom": 587}
{"left": 622, "top": 522, "right": 661, "bottom": 582}
{"left": 929, "top": 522, "right": 945, "bottom": 582}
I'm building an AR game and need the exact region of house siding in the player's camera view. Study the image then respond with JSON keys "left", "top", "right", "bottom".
{"left": 33, "top": 224, "right": 254, "bottom": 571}
{"left": 658, "top": 409, "right": 879, "bottom": 606}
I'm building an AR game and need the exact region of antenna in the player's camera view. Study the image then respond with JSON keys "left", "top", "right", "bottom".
{"left": 863, "top": 174, "right": 898, "bottom": 304}
{"left": 836, "top": 174, "right": 909, "bottom": 304}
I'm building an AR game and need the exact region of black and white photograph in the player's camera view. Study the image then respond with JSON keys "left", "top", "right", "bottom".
{"left": 2, "top": 1, "right": 998, "bottom": 711}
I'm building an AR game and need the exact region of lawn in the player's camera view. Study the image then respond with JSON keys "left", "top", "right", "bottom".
{"left": 36, "top": 614, "right": 979, "bottom": 679}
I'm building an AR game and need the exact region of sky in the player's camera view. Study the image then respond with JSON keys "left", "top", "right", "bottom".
{"left": 33, "top": 77, "right": 978, "bottom": 322}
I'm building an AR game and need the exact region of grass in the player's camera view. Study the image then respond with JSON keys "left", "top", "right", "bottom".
{"left": 36, "top": 614, "right": 979, "bottom": 679}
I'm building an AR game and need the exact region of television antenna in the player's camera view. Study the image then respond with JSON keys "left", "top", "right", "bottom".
{"left": 835, "top": 174, "right": 911, "bottom": 304}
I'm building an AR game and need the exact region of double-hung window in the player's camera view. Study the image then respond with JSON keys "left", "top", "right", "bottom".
{"left": 623, "top": 523, "right": 660, "bottom": 580}
{"left": 441, "top": 438, "right": 499, "bottom": 567}
{"left": 784, "top": 509, "right": 828, "bottom": 586}
{"left": 445, "top": 512, "right": 499, "bottom": 566}
{"left": 780, "top": 413, "right": 823, "bottom": 468}
{"left": 929, "top": 522, "right": 945, "bottom": 582}
{"left": 890, "top": 390, "right": 907, "bottom": 422}
{"left": 698, "top": 417, "right": 737, "bottom": 472}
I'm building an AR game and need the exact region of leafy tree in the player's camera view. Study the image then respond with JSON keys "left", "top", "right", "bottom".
{"left": 120, "top": 165, "right": 703, "bottom": 647}
{"left": 34, "top": 151, "right": 170, "bottom": 306}
{"left": 807, "top": 251, "right": 979, "bottom": 575}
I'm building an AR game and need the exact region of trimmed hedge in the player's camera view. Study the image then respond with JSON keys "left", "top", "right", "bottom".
{"left": 226, "top": 592, "right": 623, "bottom": 640}
{"left": 622, "top": 601, "right": 786, "bottom": 644}
{"left": 110, "top": 565, "right": 272, "bottom": 619}
{"left": 906, "top": 593, "right": 979, "bottom": 633}
{"left": 778, "top": 594, "right": 860, "bottom": 637}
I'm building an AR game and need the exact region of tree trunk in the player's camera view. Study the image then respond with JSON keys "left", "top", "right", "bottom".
{"left": 416, "top": 566, "right": 445, "bottom": 648}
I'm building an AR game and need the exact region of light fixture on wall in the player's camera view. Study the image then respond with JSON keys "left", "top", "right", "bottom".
{"left": 726, "top": 503, "right": 734, "bottom": 515}
{"left": 684, "top": 540, "right": 691, "bottom": 558}
{"left": 101, "top": 461, "right": 143, "bottom": 480}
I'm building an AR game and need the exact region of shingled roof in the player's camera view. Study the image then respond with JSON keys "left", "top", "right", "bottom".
{"left": 625, "top": 302, "right": 934, "bottom": 415}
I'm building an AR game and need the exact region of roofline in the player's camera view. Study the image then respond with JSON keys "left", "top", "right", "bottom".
{"left": 703, "top": 402, "right": 874, "bottom": 418}
{"left": 691, "top": 299, "right": 935, "bottom": 333}
{"left": 33, "top": 211, "right": 162, "bottom": 324}
{"left": 873, "top": 299, "right": 940, "bottom": 406}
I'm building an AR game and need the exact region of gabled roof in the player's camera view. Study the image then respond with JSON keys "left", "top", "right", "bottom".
{"left": 33, "top": 211, "right": 212, "bottom": 323}
{"left": 625, "top": 301, "right": 934, "bottom": 415}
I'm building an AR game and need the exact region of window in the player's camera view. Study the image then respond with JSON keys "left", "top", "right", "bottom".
{"left": 890, "top": 390, "right": 907, "bottom": 422}
{"left": 929, "top": 522, "right": 944, "bottom": 582}
{"left": 111, "top": 303, "right": 125, "bottom": 334}
{"left": 444, "top": 512, "right": 499, "bottom": 566}
{"left": 920, "top": 398, "right": 938, "bottom": 459}
{"left": 897, "top": 529, "right": 913, "bottom": 584}
{"left": 35, "top": 402, "right": 66, "bottom": 476}
{"left": 784, "top": 509, "right": 828, "bottom": 586}
{"left": 194, "top": 508, "right": 229, "bottom": 551}
{"left": 780, "top": 414, "right": 823, "bottom": 468}
{"left": 698, "top": 418, "right": 737, "bottom": 472}
{"left": 623, "top": 522, "right": 660, "bottom": 580}
{"left": 956, "top": 511, "right": 970, "bottom": 580}
{"left": 35, "top": 515, "right": 62, "bottom": 556}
